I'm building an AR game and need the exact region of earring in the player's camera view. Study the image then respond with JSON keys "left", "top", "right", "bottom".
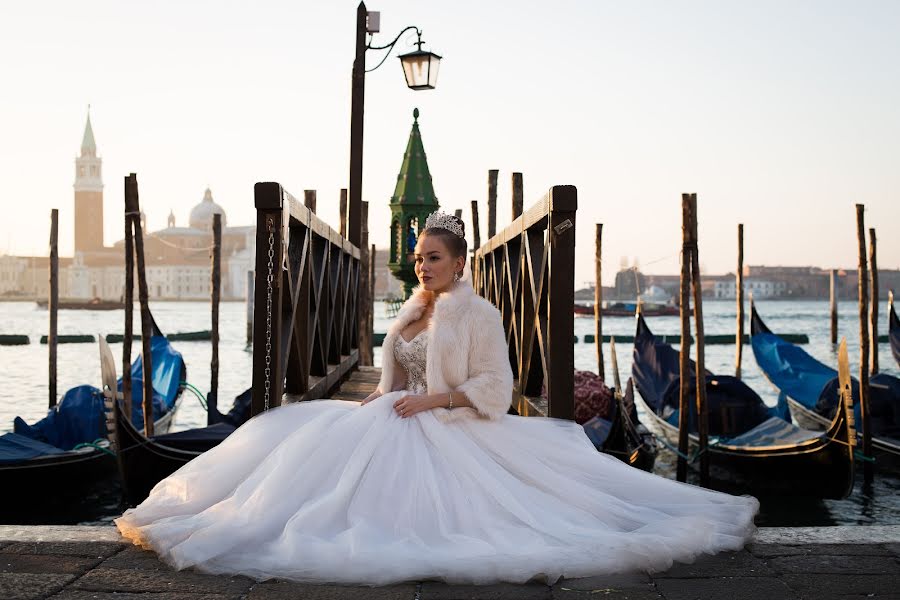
{"left": 453, "top": 272, "right": 460, "bottom": 282}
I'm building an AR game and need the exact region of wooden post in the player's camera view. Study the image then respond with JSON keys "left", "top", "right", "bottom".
{"left": 830, "top": 269, "right": 838, "bottom": 344}
{"left": 454, "top": 208, "right": 462, "bottom": 220}
{"left": 688, "top": 194, "right": 709, "bottom": 487}
{"left": 869, "top": 227, "right": 879, "bottom": 375}
{"left": 48, "top": 209, "right": 58, "bottom": 408}
{"left": 369, "top": 243, "right": 376, "bottom": 345}
{"left": 126, "top": 174, "right": 154, "bottom": 437}
{"left": 470, "top": 200, "right": 481, "bottom": 249}
{"left": 304, "top": 190, "right": 317, "bottom": 213}
{"left": 359, "top": 201, "right": 372, "bottom": 366}
{"left": 246, "top": 270, "right": 254, "bottom": 346}
{"left": 470, "top": 200, "right": 482, "bottom": 281}
{"left": 487, "top": 170, "right": 498, "bottom": 238}
{"left": 123, "top": 192, "right": 135, "bottom": 420}
{"left": 677, "top": 195, "right": 693, "bottom": 483}
{"left": 855, "top": 204, "right": 872, "bottom": 482}
{"left": 546, "top": 186, "right": 577, "bottom": 420}
{"left": 593, "top": 224, "right": 605, "bottom": 381}
{"left": 210, "top": 213, "right": 222, "bottom": 423}
{"left": 251, "top": 183, "right": 285, "bottom": 416}
{"left": 735, "top": 223, "right": 745, "bottom": 378}
{"left": 339, "top": 188, "right": 348, "bottom": 238}
{"left": 511, "top": 172, "right": 523, "bottom": 220}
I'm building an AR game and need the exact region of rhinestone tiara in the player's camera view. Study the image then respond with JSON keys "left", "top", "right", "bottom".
{"left": 424, "top": 210, "right": 464, "bottom": 238}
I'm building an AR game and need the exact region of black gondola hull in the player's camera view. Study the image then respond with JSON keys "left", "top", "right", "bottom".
{"left": 113, "top": 399, "right": 227, "bottom": 506}
{"left": 633, "top": 392, "right": 855, "bottom": 499}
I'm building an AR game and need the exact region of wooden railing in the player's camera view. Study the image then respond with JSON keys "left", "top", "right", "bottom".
{"left": 251, "top": 183, "right": 361, "bottom": 415}
{"left": 473, "top": 185, "right": 577, "bottom": 419}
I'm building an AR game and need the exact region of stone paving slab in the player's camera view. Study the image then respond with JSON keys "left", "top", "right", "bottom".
{"left": 552, "top": 574, "right": 660, "bottom": 600}
{"left": 0, "top": 553, "right": 102, "bottom": 575}
{"left": 654, "top": 576, "right": 800, "bottom": 600}
{"left": 49, "top": 592, "right": 236, "bottom": 600}
{"left": 419, "top": 581, "right": 552, "bottom": 600}
{"left": 653, "top": 550, "right": 775, "bottom": 578}
{"left": 552, "top": 584, "right": 663, "bottom": 600}
{"left": 780, "top": 573, "right": 900, "bottom": 599}
{"left": 767, "top": 553, "right": 900, "bottom": 575}
{"left": 72, "top": 566, "right": 254, "bottom": 597}
{"left": 1, "top": 527, "right": 900, "bottom": 600}
{"left": 748, "top": 541, "right": 899, "bottom": 557}
{"left": 246, "top": 579, "right": 417, "bottom": 600}
{"left": 0, "top": 572, "right": 76, "bottom": 600}
{"left": 0, "top": 540, "right": 126, "bottom": 559}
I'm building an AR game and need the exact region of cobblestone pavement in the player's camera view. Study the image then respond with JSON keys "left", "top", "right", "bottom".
{"left": 1, "top": 526, "right": 898, "bottom": 599}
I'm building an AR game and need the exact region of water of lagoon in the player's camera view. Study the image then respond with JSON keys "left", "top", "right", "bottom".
{"left": 1, "top": 299, "right": 898, "bottom": 527}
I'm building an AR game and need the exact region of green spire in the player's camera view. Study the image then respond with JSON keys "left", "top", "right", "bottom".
{"left": 81, "top": 109, "right": 96, "bottom": 155}
{"left": 391, "top": 107, "right": 437, "bottom": 207}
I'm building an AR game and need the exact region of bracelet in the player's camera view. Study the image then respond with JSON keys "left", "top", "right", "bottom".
{"left": 447, "top": 391, "right": 453, "bottom": 410}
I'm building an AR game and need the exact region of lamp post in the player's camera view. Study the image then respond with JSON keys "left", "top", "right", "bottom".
{"left": 347, "top": 1, "right": 441, "bottom": 248}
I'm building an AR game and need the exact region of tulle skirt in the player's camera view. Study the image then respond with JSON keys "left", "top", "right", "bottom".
{"left": 116, "top": 392, "right": 758, "bottom": 585}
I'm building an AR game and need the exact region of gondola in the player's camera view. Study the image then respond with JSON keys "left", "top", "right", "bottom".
{"left": 0, "top": 318, "right": 184, "bottom": 517}
{"left": 751, "top": 301, "right": 900, "bottom": 471}
{"left": 100, "top": 338, "right": 251, "bottom": 506}
{"left": 631, "top": 313, "right": 855, "bottom": 499}
{"left": 890, "top": 290, "right": 899, "bottom": 369}
{"left": 572, "top": 368, "right": 658, "bottom": 472}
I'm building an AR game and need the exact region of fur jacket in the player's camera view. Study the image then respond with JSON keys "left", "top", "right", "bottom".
{"left": 376, "top": 282, "right": 514, "bottom": 423}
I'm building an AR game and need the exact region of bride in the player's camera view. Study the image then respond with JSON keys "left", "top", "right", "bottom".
{"left": 116, "top": 211, "right": 758, "bottom": 586}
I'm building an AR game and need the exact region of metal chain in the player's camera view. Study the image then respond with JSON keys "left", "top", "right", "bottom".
{"left": 264, "top": 216, "right": 275, "bottom": 412}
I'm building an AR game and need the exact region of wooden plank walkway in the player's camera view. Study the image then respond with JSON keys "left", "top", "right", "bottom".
{"left": 328, "top": 366, "right": 382, "bottom": 402}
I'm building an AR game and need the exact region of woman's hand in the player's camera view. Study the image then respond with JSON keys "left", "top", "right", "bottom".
{"left": 393, "top": 394, "right": 438, "bottom": 418}
{"left": 360, "top": 389, "right": 382, "bottom": 406}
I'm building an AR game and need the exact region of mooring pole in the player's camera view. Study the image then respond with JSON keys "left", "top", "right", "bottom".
{"left": 123, "top": 191, "right": 135, "bottom": 420}
{"left": 126, "top": 174, "right": 154, "bottom": 437}
{"left": 855, "top": 204, "right": 873, "bottom": 483}
{"left": 48, "top": 209, "right": 59, "bottom": 408}
{"left": 487, "top": 170, "right": 498, "bottom": 238}
{"left": 688, "top": 194, "right": 709, "bottom": 487}
{"left": 209, "top": 213, "right": 222, "bottom": 424}
{"left": 511, "top": 172, "right": 523, "bottom": 220}
{"left": 869, "top": 227, "right": 879, "bottom": 376}
{"left": 594, "top": 223, "right": 605, "bottom": 381}
{"left": 677, "top": 195, "right": 693, "bottom": 483}
{"left": 735, "top": 223, "right": 744, "bottom": 378}
{"left": 830, "top": 269, "right": 838, "bottom": 344}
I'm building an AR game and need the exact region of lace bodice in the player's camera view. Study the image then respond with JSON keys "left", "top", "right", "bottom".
{"left": 393, "top": 330, "right": 428, "bottom": 393}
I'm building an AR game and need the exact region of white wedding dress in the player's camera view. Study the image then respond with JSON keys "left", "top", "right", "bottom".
{"left": 116, "top": 331, "right": 758, "bottom": 586}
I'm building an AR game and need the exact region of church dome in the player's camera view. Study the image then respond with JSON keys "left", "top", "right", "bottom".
{"left": 189, "top": 187, "right": 227, "bottom": 230}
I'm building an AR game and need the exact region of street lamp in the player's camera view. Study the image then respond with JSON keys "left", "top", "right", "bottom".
{"left": 347, "top": 2, "right": 440, "bottom": 248}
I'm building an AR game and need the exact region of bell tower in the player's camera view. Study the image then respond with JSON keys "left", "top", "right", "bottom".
{"left": 74, "top": 109, "right": 104, "bottom": 252}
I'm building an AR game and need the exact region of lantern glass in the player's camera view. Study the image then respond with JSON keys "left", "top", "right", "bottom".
{"left": 399, "top": 50, "right": 441, "bottom": 90}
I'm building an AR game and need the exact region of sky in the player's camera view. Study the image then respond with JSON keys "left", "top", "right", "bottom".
{"left": 1, "top": 0, "right": 898, "bottom": 287}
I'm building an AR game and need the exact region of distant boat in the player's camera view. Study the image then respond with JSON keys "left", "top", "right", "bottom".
{"left": 574, "top": 301, "right": 680, "bottom": 317}
{"left": 751, "top": 301, "right": 900, "bottom": 472}
{"left": 631, "top": 312, "right": 855, "bottom": 499}
{"left": 36, "top": 297, "right": 123, "bottom": 310}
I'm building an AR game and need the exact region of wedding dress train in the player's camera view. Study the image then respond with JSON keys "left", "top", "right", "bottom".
{"left": 117, "top": 333, "right": 757, "bottom": 585}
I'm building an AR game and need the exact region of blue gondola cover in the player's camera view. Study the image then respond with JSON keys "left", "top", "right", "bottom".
{"left": 13, "top": 335, "right": 184, "bottom": 453}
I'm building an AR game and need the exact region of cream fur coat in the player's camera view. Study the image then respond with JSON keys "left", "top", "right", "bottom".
{"left": 376, "top": 282, "right": 514, "bottom": 423}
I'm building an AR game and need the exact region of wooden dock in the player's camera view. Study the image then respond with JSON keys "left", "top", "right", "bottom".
{"left": 327, "top": 366, "right": 381, "bottom": 402}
